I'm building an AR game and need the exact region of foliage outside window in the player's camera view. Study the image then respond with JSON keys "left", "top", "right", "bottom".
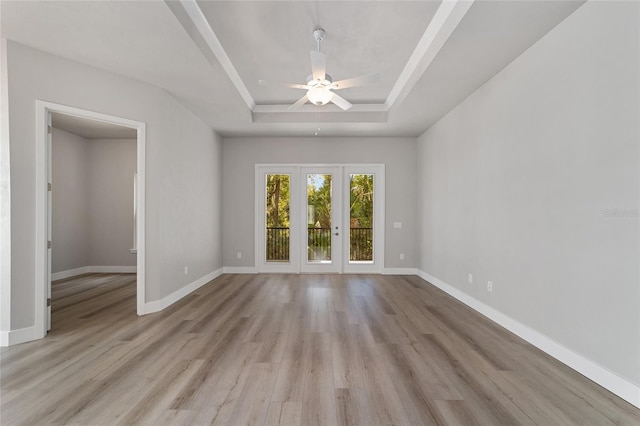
{"left": 266, "top": 174, "right": 290, "bottom": 262}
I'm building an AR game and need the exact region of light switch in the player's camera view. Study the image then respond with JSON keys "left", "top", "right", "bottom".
{"left": 393, "top": 222, "right": 402, "bottom": 229}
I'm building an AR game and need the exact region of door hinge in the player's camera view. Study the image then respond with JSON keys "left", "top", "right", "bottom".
{"left": 47, "top": 298, "right": 51, "bottom": 307}
{"left": 48, "top": 182, "right": 52, "bottom": 191}
{"left": 47, "top": 240, "right": 52, "bottom": 249}
{"left": 48, "top": 125, "right": 52, "bottom": 134}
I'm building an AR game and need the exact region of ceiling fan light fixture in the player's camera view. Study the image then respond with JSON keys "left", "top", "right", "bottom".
{"left": 259, "top": 28, "right": 378, "bottom": 111}
{"left": 307, "top": 86, "right": 333, "bottom": 106}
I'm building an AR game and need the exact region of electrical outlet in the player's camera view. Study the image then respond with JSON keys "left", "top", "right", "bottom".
{"left": 400, "top": 253, "right": 405, "bottom": 260}
{"left": 487, "top": 281, "right": 493, "bottom": 292}
{"left": 184, "top": 266, "right": 188, "bottom": 275}
{"left": 468, "top": 273, "right": 473, "bottom": 284}
{"left": 237, "top": 252, "right": 242, "bottom": 259}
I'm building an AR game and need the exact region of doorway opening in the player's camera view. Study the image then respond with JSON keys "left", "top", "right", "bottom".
{"left": 35, "top": 101, "right": 146, "bottom": 339}
{"left": 256, "top": 164, "right": 384, "bottom": 274}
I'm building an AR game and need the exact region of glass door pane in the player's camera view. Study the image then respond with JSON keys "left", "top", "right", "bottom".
{"left": 301, "top": 167, "right": 341, "bottom": 273}
{"left": 306, "top": 173, "right": 332, "bottom": 263}
{"left": 349, "top": 174, "right": 374, "bottom": 263}
{"left": 265, "top": 174, "right": 290, "bottom": 262}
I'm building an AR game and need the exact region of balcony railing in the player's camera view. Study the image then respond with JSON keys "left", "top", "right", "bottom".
{"left": 266, "top": 227, "right": 373, "bottom": 262}
{"left": 349, "top": 227, "right": 373, "bottom": 261}
{"left": 266, "top": 227, "right": 290, "bottom": 262}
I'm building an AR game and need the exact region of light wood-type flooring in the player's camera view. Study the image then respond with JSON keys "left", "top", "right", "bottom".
{"left": 1, "top": 273, "right": 638, "bottom": 425}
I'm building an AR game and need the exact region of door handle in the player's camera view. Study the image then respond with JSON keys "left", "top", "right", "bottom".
{"left": 334, "top": 232, "right": 339, "bottom": 236}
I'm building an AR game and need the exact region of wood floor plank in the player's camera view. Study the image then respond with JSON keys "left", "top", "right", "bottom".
{"left": 1, "top": 273, "right": 638, "bottom": 425}
{"left": 264, "top": 401, "right": 302, "bottom": 426}
{"left": 335, "top": 388, "right": 375, "bottom": 426}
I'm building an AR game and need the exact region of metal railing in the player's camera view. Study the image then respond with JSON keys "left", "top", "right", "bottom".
{"left": 350, "top": 227, "right": 372, "bottom": 261}
{"left": 307, "top": 228, "right": 332, "bottom": 261}
{"left": 266, "top": 227, "right": 373, "bottom": 262}
{"left": 266, "top": 227, "right": 290, "bottom": 261}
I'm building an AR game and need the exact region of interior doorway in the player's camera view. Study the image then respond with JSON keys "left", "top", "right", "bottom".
{"left": 256, "top": 164, "right": 385, "bottom": 273}
{"left": 35, "top": 101, "right": 146, "bottom": 338}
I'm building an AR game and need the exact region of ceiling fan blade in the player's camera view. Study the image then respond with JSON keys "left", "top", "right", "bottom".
{"left": 310, "top": 51, "right": 326, "bottom": 81}
{"left": 288, "top": 94, "right": 309, "bottom": 110}
{"left": 330, "top": 92, "right": 352, "bottom": 111}
{"left": 330, "top": 73, "right": 380, "bottom": 90}
{"left": 258, "top": 80, "right": 310, "bottom": 90}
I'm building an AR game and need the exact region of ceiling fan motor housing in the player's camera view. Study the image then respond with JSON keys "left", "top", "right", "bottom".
{"left": 306, "top": 74, "right": 332, "bottom": 87}
{"left": 313, "top": 28, "right": 325, "bottom": 42}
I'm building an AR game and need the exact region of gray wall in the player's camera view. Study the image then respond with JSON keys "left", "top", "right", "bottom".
{"left": 4, "top": 41, "right": 223, "bottom": 331}
{"left": 51, "top": 128, "right": 90, "bottom": 272}
{"left": 51, "top": 128, "right": 137, "bottom": 273}
{"left": 417, "top": 1, "right": 639, "bottom": 385}
{"left": 222, "top": 137, "right": 417, "bottom": 269}
{"left": 87, "top": 138, "right": 137, "bottom": 267}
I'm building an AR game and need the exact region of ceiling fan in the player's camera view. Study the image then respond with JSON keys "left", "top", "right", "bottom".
{"left": 259, "top": 28, "right": 379, "bottom": 111}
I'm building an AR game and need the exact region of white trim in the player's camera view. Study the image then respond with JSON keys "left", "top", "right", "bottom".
{"left": 252, "top": 103, "right": 388, "bottom": 114}
{"left": 0, "top": 39, "right": 12, "bottom": 341}
{"left": 88, "top": 266, "right": 137, "bottom": 274}
{"left": 51, "top": 267, "right": 89, "bottom": 281}
{"left": 385, "top": 0, "right": 474, "bottom": 109}
{"left": 35, "top": 100, "right": 146, "bottom": 341}
{"left": 222, "top": 267, "right": 258, "bottom": 274}
{"left": 135, "top": 124, "right": 146, "bottom": 316}
{"left": 51, "top": 266, "right": 138, "bottom": 281}
{"left": 139, "top": 268, "right": 223, "bottom": 315}
{"left": 178, "top": 0, "right": 255, "bottom": 110}
{"left": 417, "top": 269, "right": 640, "bottom": 409}
{"left": 0, "top": 325, "right": 38, "bottom": 347}
{"left": 382, "top": 268, "right": 418, "bottom": 275}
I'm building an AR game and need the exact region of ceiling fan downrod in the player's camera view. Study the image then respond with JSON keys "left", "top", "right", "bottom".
{"left": 313, "top": 28, "right": 325, "bottom": 53}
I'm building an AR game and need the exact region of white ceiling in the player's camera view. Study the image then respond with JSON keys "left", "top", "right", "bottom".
{"left": 51, "top": 112, "right": 137, "bottom": 140}
{"left": 0, "top": 0, "right": 584, "bottom": 138}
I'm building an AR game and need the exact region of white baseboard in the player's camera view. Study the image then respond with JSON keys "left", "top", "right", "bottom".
{"left": 51, "top": 266, "right": 90, "bottom": 281}
{"left": 52, "top": 265, "right": 137, "bottom": 281}
{"left": 223, "top": 267, "right": 257, "bottom": 274}
{"left": 382, "top": 267, "right": 417, "bottom": 275}
{"left": 89, "top": 266, "right": 137, "bottom": 274}
{"left": 417, "top": 269, "right": 640, "bottom": 409}
{"left": 0, "top": 325, "right": 39, "bottom": 347}
{"left": 140, "top": 268, "right": 223, "bottom": 315}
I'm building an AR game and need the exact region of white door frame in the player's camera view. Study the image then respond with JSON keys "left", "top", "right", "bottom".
{"left": 35, "top": 100, "right": 146, "bottom": 338}
{"left": 255, "top": 164, "right": 384, "bottom": 274}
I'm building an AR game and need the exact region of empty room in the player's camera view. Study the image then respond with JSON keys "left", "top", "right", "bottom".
{"left": 1, "top": 0, "right": 638, "bottom": 425}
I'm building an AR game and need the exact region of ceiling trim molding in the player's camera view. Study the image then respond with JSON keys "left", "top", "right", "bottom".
{"left": 253, "top": 104, "right": 387, "bottom": 114}
{"left": 169, "top": 0, "right": 473, "bottom": 122}
{"left": 385, "top": 0, "right": 475, "bottom": 109}
{"left": 176, "top": 0, "right": 255, "bottom": 110}
{"left": 252, "top": 111, "right": 388, "bottom": 124}
{"left": 252, "top": 104, "right": 388, "bottom": 124}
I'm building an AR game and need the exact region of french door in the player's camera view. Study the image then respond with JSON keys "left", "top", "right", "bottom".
{"left": 256, "top": 164, "right": 384, "bottom": 273}
{"left": 300, "top": 167, "right": 342, "bottom": 273}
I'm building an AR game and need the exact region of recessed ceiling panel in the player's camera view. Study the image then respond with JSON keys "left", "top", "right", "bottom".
{"left": 197, "top": 1, "right": 440, "bottom": 105}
